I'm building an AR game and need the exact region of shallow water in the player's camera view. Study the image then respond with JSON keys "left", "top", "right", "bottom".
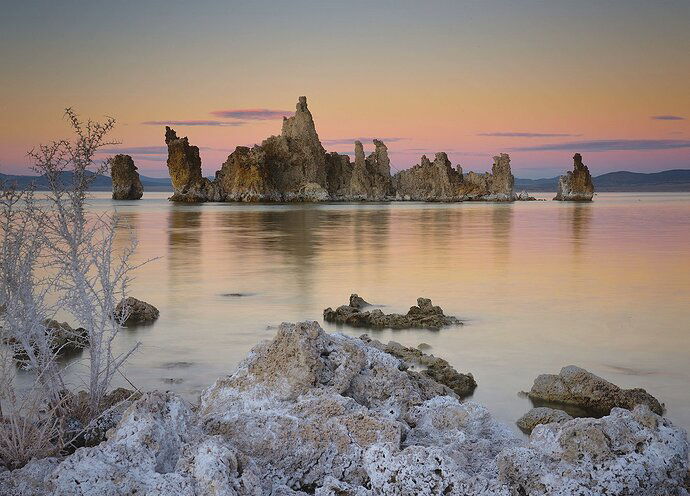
{"left": 45, "top": 192, "right": 690, "bottom": 435}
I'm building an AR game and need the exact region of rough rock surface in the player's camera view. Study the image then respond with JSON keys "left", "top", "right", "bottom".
{"left": 63, "top": 388, "right": 141, "bottom": 450}
{"left": 1, "top": 322, "right": 687, "bottom": 495}
{"left": 393, "top": 152, "right": 517, "bottom": 201}
{"left": 162, "top": 96, "right": 529, "bottom": 203}
{"left": 361, "top": 336, "right": 477, "bottom": 397}
{"left": 528, "top": 365, "right": 664, "bottom": 416}
{"left": 165, "top": 127, "right": 222, "bottom": 202}
{"left": 110, "top": 154, "right": 143, "bottom": 200}
{"left": 499, "top": 405, "right": 688, "bottom": 496}
{"left": 5, "top": 319, "right": 88, "bottom": 360}
{"left": 323, "top": 295, "right": 462, "bottom": 330}
{"left": 554, "top": 153, "right": 595, "bottom": 201}
{"left": 114, "top": 297, "right": 159, "bottom": 326}
{"left": 516, "top": 407, "right": 573, "bottom": 433}
{"left": 393, "top": 152, "right": 464, "bottom": 201}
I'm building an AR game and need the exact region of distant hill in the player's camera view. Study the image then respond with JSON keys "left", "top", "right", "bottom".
{"left": 515, "top": 169, "right": 690, "bottom": 192}
{"left": 0, "top": 171, "right": 172, "bottom": 191}
{"left": 3, "top": 169, "right": 690, "bottom": 193}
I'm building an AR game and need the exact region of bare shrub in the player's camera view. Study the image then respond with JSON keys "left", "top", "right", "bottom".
{"left": 0, "top": 109, "right": 146, "bottom": 468}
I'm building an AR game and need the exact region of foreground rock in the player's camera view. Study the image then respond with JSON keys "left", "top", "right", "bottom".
{"left": 114, "top": 297, "right": 159, "bottom": 326}
{"left": 109, "top": 154, "right": 143, "bottom": 200}
{"left": 163, "top": 96, "right": 529, "bottom": 203}
{"left": 362, "top": 336, "right": 477, "bottom": 397}
{"left": 1, "top": 322, "right": 687, "bottom": 495}
{"left": 500, "top": 405, "right": 687, "bottom": 496}
{"left": 516, "top": 407, "right": 573, "bottom": 433}
{"left": 554, "top": 153, "right": 595, "bottom": 201}
{"left": 324, "top": 294, "right": 462, "bottom": 330}
{"left": 528, "top": 365, "right": 663, "bottom": 416}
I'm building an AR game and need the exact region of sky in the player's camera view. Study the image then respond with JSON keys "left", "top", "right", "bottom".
{"left": 1, "top": 0, "right": 689, "bottom": 179}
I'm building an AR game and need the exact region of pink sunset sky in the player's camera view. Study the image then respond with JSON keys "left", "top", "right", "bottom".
{"left": 1, "top": 1, "right": 688, "bottom": 179}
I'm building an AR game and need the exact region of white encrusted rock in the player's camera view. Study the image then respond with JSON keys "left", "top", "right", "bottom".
{"left": 498, "top": 405, "right": 689, "bottom": 496}
{"left": 1, "top": 322, "right": 687, "bottom": 496}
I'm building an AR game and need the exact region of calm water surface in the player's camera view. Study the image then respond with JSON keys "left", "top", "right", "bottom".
{"left": 60, "top": 192, "right": 690, "bottom": 435}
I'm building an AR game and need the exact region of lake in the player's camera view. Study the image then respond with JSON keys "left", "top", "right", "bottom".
{"left": 52, "top": 192, "right": 690, "bottom": 436}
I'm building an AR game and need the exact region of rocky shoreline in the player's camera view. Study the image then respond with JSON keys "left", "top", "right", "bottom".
{"left": 2, "top": 321, "right": 687, "bottom": 495}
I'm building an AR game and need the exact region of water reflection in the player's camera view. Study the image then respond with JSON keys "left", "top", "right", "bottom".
{"left": 569, "top": 203, "right": 592, "bottom": 258}
{"left": 167, "top": 206, "right": 203, "bottom": 286}
{"left": 68, "top": 193, "right": 690, "bottom": 439}
{"left": 491, "top": 205, "right": 513, "bottom": 266}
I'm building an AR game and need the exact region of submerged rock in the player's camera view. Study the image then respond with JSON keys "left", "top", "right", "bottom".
{"left": 528, "top": 365, "right": 663, "bottom": 416}
{"left": 554, "top": 153, "right": 594, "bottom": 201}
{"left": 516, "top": 407, "right": 573, "bottom": 433}
{"left": 323, "top": 295, "right": 462, "bottom": 330}
{"left": 110, "top": 154, "right": 143, "bottom": 200}
{"left": 114, "top": 297, "right": 159, "bottom": 326}
{"left": 1, "top": 322, "right": 687, "bottom": 495}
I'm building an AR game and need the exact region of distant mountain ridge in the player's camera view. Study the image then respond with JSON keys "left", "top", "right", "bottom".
{"left": 2, "top": 169, "right": 690, "bottom": 193}
{"left": 0, "top": 171, "right": 173, "bottom": 191}
{"left": 516, "top": 169, "right": 690, "bottom": 192}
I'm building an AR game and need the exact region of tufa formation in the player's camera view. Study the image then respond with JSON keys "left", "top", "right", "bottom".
{"left": 163, "top": 96, "right": 521, "bottom": 203}
{"left": 110, "top": 154, "right": 143, "bottom": 200}
{"left": 554, "top": 153, "right": 595, "bottom": 201}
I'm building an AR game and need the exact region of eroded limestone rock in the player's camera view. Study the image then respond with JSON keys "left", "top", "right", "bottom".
{"left": 4, "top": 319, "right": 88, "bottom": 360}
{"left": 554, "top": 153, "right": 595, "bottom": 201}
{"left": 323, "top": 295, "right": 462, "bottom": 330}
{"left": 165, "top": 127, "right": 222, "bottom": 202}
{"left": 393, "top": 152, "right": 517, "bottom": 201}
{"left": 361, "top": 336, "right": 477, "bottom": 397}
{"left": 393, "top": 153, "right": 464, "bottom": 201}
{"left": 110, "top": 154, "right": 143, "bottom": 200}
{"left": 498, "top": 405, "right": 688, "bottom": 496}
{"left": 114, "top": 297, "right": 159, "bottom": 326}
{"left": 0, "top": 322, "right": 687, "bottom": 495}
{"left": 516, "top": 407, "right": 573, "bottom": 433}
{"left": 528, "top": 365, "right": 663, "bottom": 416}
{"left": 162, "top": 96, "right": 528, "bottom": 203}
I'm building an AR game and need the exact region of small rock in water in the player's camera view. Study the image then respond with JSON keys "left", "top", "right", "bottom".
{"left": 4, "top": 319, "right": 88, "bottom": 360}
{"left": 114, "top": 297, "right": 159, "bottom": 326}
{"left": 324, "top": 294, "right": 462, "bottom": 330}
{"left": 220, "top": 292, "right": 254, "bottom": 297}
{"left": 417, "top": 342, "right": 431, "bottom": 350}
{"left": 160, "top": 378, "right": 184, "bottom": 385}
{"left": 527, "top": 365, "right": 663, "bottom": 416}
{"left": 158, "top": 361, "right": 193, "bottom": 369}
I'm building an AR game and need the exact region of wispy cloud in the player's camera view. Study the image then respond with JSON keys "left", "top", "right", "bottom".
{"left": 100, "top": 146, "right": 167, "bottom": 155}
{"left": 512, "top": 139, "right": 690, "bottom": 152}
{"left": 651, "top": 115, "right": 685, "bottom": 121}
{"left": 322, "top": 137, "right": 407, "bottom": 146}
{"left": 478, "top": 132, "right": 579, "bottom": 138}
{"left": 142, "top": 120, "right": 245, "bottom": 127}
{"left": 210, "top": 109, "right": 291, "bottom": 120}
{"left": 402, "top": 148, "right": 486, "bottom": 156}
